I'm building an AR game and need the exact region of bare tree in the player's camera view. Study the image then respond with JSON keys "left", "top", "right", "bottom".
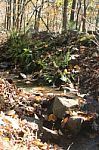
{"left": 16, "top": 0, "right": 21, "bottom": 30}
{"left": 76, "top": 0, "right": 81, "bottom": 30}
{"left": 82, "top": 0, "right": 86, "bottom": 32}
{"left": 62, "top": 0, "right": 68, "bottom": 33}
{"left": 5, "top": 0, "right": 12, "bottom": 30}
{"left": 19, "top": 0, "right": 26, "bottom": 30}
{"left": 13, "top": 0, "right": 16, "bottom": 28}
{"left": 96, "top": 9, "right": 99, "bottom": 28}
{"left": 35, "top": 0, "right": 44, "bottom": 31}
{"left": 46, "top": 0, "right": 50, "bottom": 31}
{"left": 70, "top": 0, "right": 76, "bottom": 22}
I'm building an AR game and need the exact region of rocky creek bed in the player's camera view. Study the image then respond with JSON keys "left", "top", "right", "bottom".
{"left": 0, "top": 72, "right": 99, "bottom": 150}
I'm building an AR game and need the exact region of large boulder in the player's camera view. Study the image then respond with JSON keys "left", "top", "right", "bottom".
{"left": 52, "top": 96, "right": 79, "bottom": 118}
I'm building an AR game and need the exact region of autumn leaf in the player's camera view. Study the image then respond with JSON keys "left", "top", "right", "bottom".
{"left": 32, "top": 139, "right": 44, "bottom": 148}
{"left": 35, "top": 96, "right": 42, "bottom": 102}
{"left": 48, "top": 114, "right": 57, "bottom": 122}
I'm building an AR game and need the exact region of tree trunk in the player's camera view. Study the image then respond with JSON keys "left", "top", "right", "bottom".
{"left": 34, "top": 0, "right": 38, "bottom": 31}
{"left": 16, "top": 0, "right": 21, "bottom": 30}
{"left": 55, "top": 6, "right": 58, "bottom": 32}
{"left": 13, "top": 0, "right": 16, "bottom": 28}
{"left": 52, "top": 4, "right": 55, "bottom": 31}
{"left": 82, "top": 0, "right": 86, "bottom": 32}
{"left": 20, "top": 0, "right": 26, "bottom": 30}
{"left": 70, "top": 0, "right": 76, "bottom": 22}
{"left": 6, "top": 0, "right": 12, "bottom": 30}
{"left": 96, "top": 9, "right": 99, "bottom": 28}
{"left": 46, "top": 0, "right": 49, "bottom": 31}
{"left": 36, "top": 0, "right": 44, "bottom": 32}
{"left": 62, "top": 0, "right": 68, "bottom": 33}
{"left": 5, "top": 1, "right": 8, "bottom": 29}
{"left": 76, "top": 0, "right": 81, "bottom": 30}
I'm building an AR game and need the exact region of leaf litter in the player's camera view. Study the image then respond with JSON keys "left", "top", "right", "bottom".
{"left": 0, "top": 77, "right": 60, "bottom": 150}
{"left": 0, "top": 77, "right": 98, "bottom": 150}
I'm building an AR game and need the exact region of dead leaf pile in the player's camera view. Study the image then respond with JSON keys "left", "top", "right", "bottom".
{"left": 0, "top": 111, "right": 58, "bottom": 150}
{"left": 79, "top": 46, "right": 99, "bottom": 101}
{"left": 0, "top": 77, "right": 99, "bottom": 149}
{"left": 0, "top": 78, "right": 60, "bottom": 150}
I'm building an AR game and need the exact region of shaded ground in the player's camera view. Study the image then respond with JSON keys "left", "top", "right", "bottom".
{"left": 0, "top": 30, "right": 99, "bottom": 149}
{"left": 0, "top": 31, "right": 98, "bottom": 101}
{"left": 0, "top": 72, "right": 99, "bottom": 150}
{"left": 61, "top": 134, "right": 99, "bottom": 150}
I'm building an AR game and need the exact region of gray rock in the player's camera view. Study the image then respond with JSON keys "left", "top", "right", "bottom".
{"left": 53, "top": 96, "right": 79, "bottom": 118}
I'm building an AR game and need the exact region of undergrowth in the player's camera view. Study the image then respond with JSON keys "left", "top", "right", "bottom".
{"left": 6, "top": 30, "right": 94, "bottom": 85}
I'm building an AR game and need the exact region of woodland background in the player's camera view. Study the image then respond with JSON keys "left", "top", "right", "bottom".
{"left": 0, "top": 0, "right": 98, "bottom": 33}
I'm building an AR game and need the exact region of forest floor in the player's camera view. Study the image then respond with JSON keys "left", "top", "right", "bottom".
{"left": 0, "top": 31, "right": 99, "bottom": 150}
{"left": 0, "top": 72, "right": 99, "bottom": 150}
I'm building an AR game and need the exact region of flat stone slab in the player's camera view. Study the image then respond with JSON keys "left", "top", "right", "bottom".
{"left": 53, "top": 96, "right": 79, "bottom": 118}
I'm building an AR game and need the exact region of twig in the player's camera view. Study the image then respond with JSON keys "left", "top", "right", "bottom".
{"left": 67, "top": 142, "right": 73, "bottom": 150}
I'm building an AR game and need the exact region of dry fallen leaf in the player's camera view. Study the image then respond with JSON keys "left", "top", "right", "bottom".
{"left": 61, "top": 117, "right": 69, "bottom": 128}
{"left": 32, "top": 139, "right": 44, "bottom": 148}
{"left": 48, "top": 114, "right": 57, "bottom": 122}
{"left": 35, "top": 96, "right": 42, "bottom": 103}
{"left": 6, "top": 110, "right": 15, "bottom": 116}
